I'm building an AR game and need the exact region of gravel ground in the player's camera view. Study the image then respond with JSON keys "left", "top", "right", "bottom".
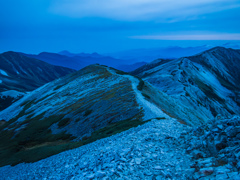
{"left": 0, "top": 118, "right": 194, "bottom": 180}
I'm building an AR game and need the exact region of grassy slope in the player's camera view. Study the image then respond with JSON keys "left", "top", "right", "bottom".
{"left": 0, "top": 66, "right": 149, "bottom": 167}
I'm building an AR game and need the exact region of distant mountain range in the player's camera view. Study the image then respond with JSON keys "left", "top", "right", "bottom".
{"left": 24, "top": 45, "right": 239, "bottom": 72}
{"left": 106, "top": 45, "right": 211, "bottom": 62}
{"left": 0, "top": 51, "right": 75, "bottom": 111}
{"left": 23, "top": 51, "right": 134, "bottom": 71}
{"left": 58, "top": 50, "right": 103, "bottom": 58}
{"left": 107, "top": 44, "right": 240, "bottom": 63}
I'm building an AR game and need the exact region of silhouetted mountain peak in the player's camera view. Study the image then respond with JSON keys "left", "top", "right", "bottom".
{"left": 2, "top": 51, "right": 17, "bottom": 55}
{"left": 59, "top": 50, "right": 71, "bottom": 54}
{"left": 92, "top": 52, "right": 98, "bottom": 55}
{"left": 203, "top": 46, "right": 238, "bottom": 56}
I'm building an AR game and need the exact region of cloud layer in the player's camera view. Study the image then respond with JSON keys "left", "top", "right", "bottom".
{"left": 50, "top": 0, "right": 240, "bottom": 21}
{"left": 131, "top": 33, "right": 240, "bottom": 40}
{"left": 0, "top": 0, "right": 240, "bottom": 53}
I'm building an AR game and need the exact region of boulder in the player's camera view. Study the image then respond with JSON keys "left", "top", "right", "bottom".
{"left": 237, "top": 161, "right": 240, "bottom": 170}
{"left": 96, "top": 171, "right": 106, "bottom": 178}
{"left": 198, "top": 167, "right": 214, "bottom": 176}
{"left": 135, "top": 158, "right": 142, "bottom": 165}
{"left": 215, "top": 173, "right": 229, "bottom": 180}
{"left": 192, "top": 150, "right": 205, "bottom": 159}
{"left": 225, "top": 126, "right": 240, "bottom": 137}
{"left": 206, "top": 141, "right": 218, "bottom": 156}
{"left": 215, "top": 141, "right": 227, "bottom": 151}
{"left": 217, "top": 125, "right": 223, "bottom": 130}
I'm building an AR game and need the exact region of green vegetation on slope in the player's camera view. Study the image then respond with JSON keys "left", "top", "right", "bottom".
{"left": 0, "top": 65, "right": 150, "bottom": 167}
{"left": 0, "top": 111, "right": 145, "bottom": 167}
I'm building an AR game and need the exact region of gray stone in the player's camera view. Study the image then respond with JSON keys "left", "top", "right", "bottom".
{"left": 154, "top": 166, "right": 163, "bottom": 170}
{"left": 186, "top": 147, "right": 192, "bottom": 153}
{"left": 235, "top": 151, "right": 240, "bottom": 159}
{"left": 144, "top": 170, "right": 152, "bottom": 176}
{"left": 216, "top": 141, "right": 227, "bottom": 151}
{"left": 135, "top": 158, "right": 142, "bottom": 165}
{"left": 212, "top": 128, "right": 219, "bottom": 132}
{"left": 86, "top": 174, "right": 95, "bottom": 179}
{"left": 102, "top": 177, "right": 110, "bottom": 180}
{"left": 237, "top": 161, "right": 240, "bottom": 169}
{"left": 225, "top": 126, "right": 240, "bottom": 137}
{"left": 198, "top": 167, "right": 214, "bottom": 176}
{"left": 79, "top": 162, "right": 89, "bottom": 169}
{"left": 225, "top": 164, "right": 233, "bottom": 169}
{"left": 217, "top": 125, "right": 224, "bottom": 130}
{"left": 193, "top": 173, "right": 203, "bottom": 180}
{"left": 161, "top": 170, "right": 172, "bottom": 178}
{"left": 192, "top": 150, "right": 205, "bottom": 159}
{"left": 215, "top": 173, "right": 229, "bottom": 180}
{"left": 117, "top": 165, "right": 123, "bottom": 172}
{"left": 227, "top": 172, "right": 239, "bottom": 179}
{"left": 225, "top": 126, "right": 234, "bottom": 136}
{"left": 207, "top": 141, "right": 218, "bottom": 156}
{"left": 186, "top": 168, "right": 195, "bottom": 174}
{"left": 156, "top": 175, "right": 162, "bottom": 180}
{"left": 235, "top": 147, "right": 240, "bottom": 153}
{"left": 215, "top": 166, "right": 230, "bottom": 174}
{"left": 96, "top": 171, "right": 106, "bottom": 178}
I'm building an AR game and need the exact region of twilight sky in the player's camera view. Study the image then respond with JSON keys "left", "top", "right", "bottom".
{"left": 1, "top": 0, "right": 240, "bottom": 53}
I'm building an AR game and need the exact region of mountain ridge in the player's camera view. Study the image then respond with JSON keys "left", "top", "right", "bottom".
{"left": 131, "top": 47, "right": 240, "bottom": 125}
{"left": 0, "top": 64, "right": 168, "bottom": 167}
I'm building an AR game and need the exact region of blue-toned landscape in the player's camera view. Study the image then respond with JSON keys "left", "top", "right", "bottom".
{"left": 0, "top": 1, "right": 240, "bottom": 179}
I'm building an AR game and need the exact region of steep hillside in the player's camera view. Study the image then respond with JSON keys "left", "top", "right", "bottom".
{"left": 132, "top": 47, "right": 240, "bottom": 125}
{"left": 0, "top": 64, "right": 168, "bottom": 167}
{"left": 0, "top": 51, "right": 75, "bottom": 111}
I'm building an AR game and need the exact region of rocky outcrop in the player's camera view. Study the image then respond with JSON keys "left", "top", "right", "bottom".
{"left": 184, "top": 115, "right": 240, "bottom": 179}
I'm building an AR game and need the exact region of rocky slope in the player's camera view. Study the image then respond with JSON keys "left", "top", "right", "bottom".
{"left": 0, "top": 118, "right": 195, "bottom": 180}
{"left": 184, "top": 115, "right": 240, "bottom": 179}
{"left": 0, "top": 64, "right": 168, "bottom": 167}
{"left": 132, "top": 47, "right": 240, "bottom": 125}
{"left": 0, "top": 51, "right": 75, "bottom": 111}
